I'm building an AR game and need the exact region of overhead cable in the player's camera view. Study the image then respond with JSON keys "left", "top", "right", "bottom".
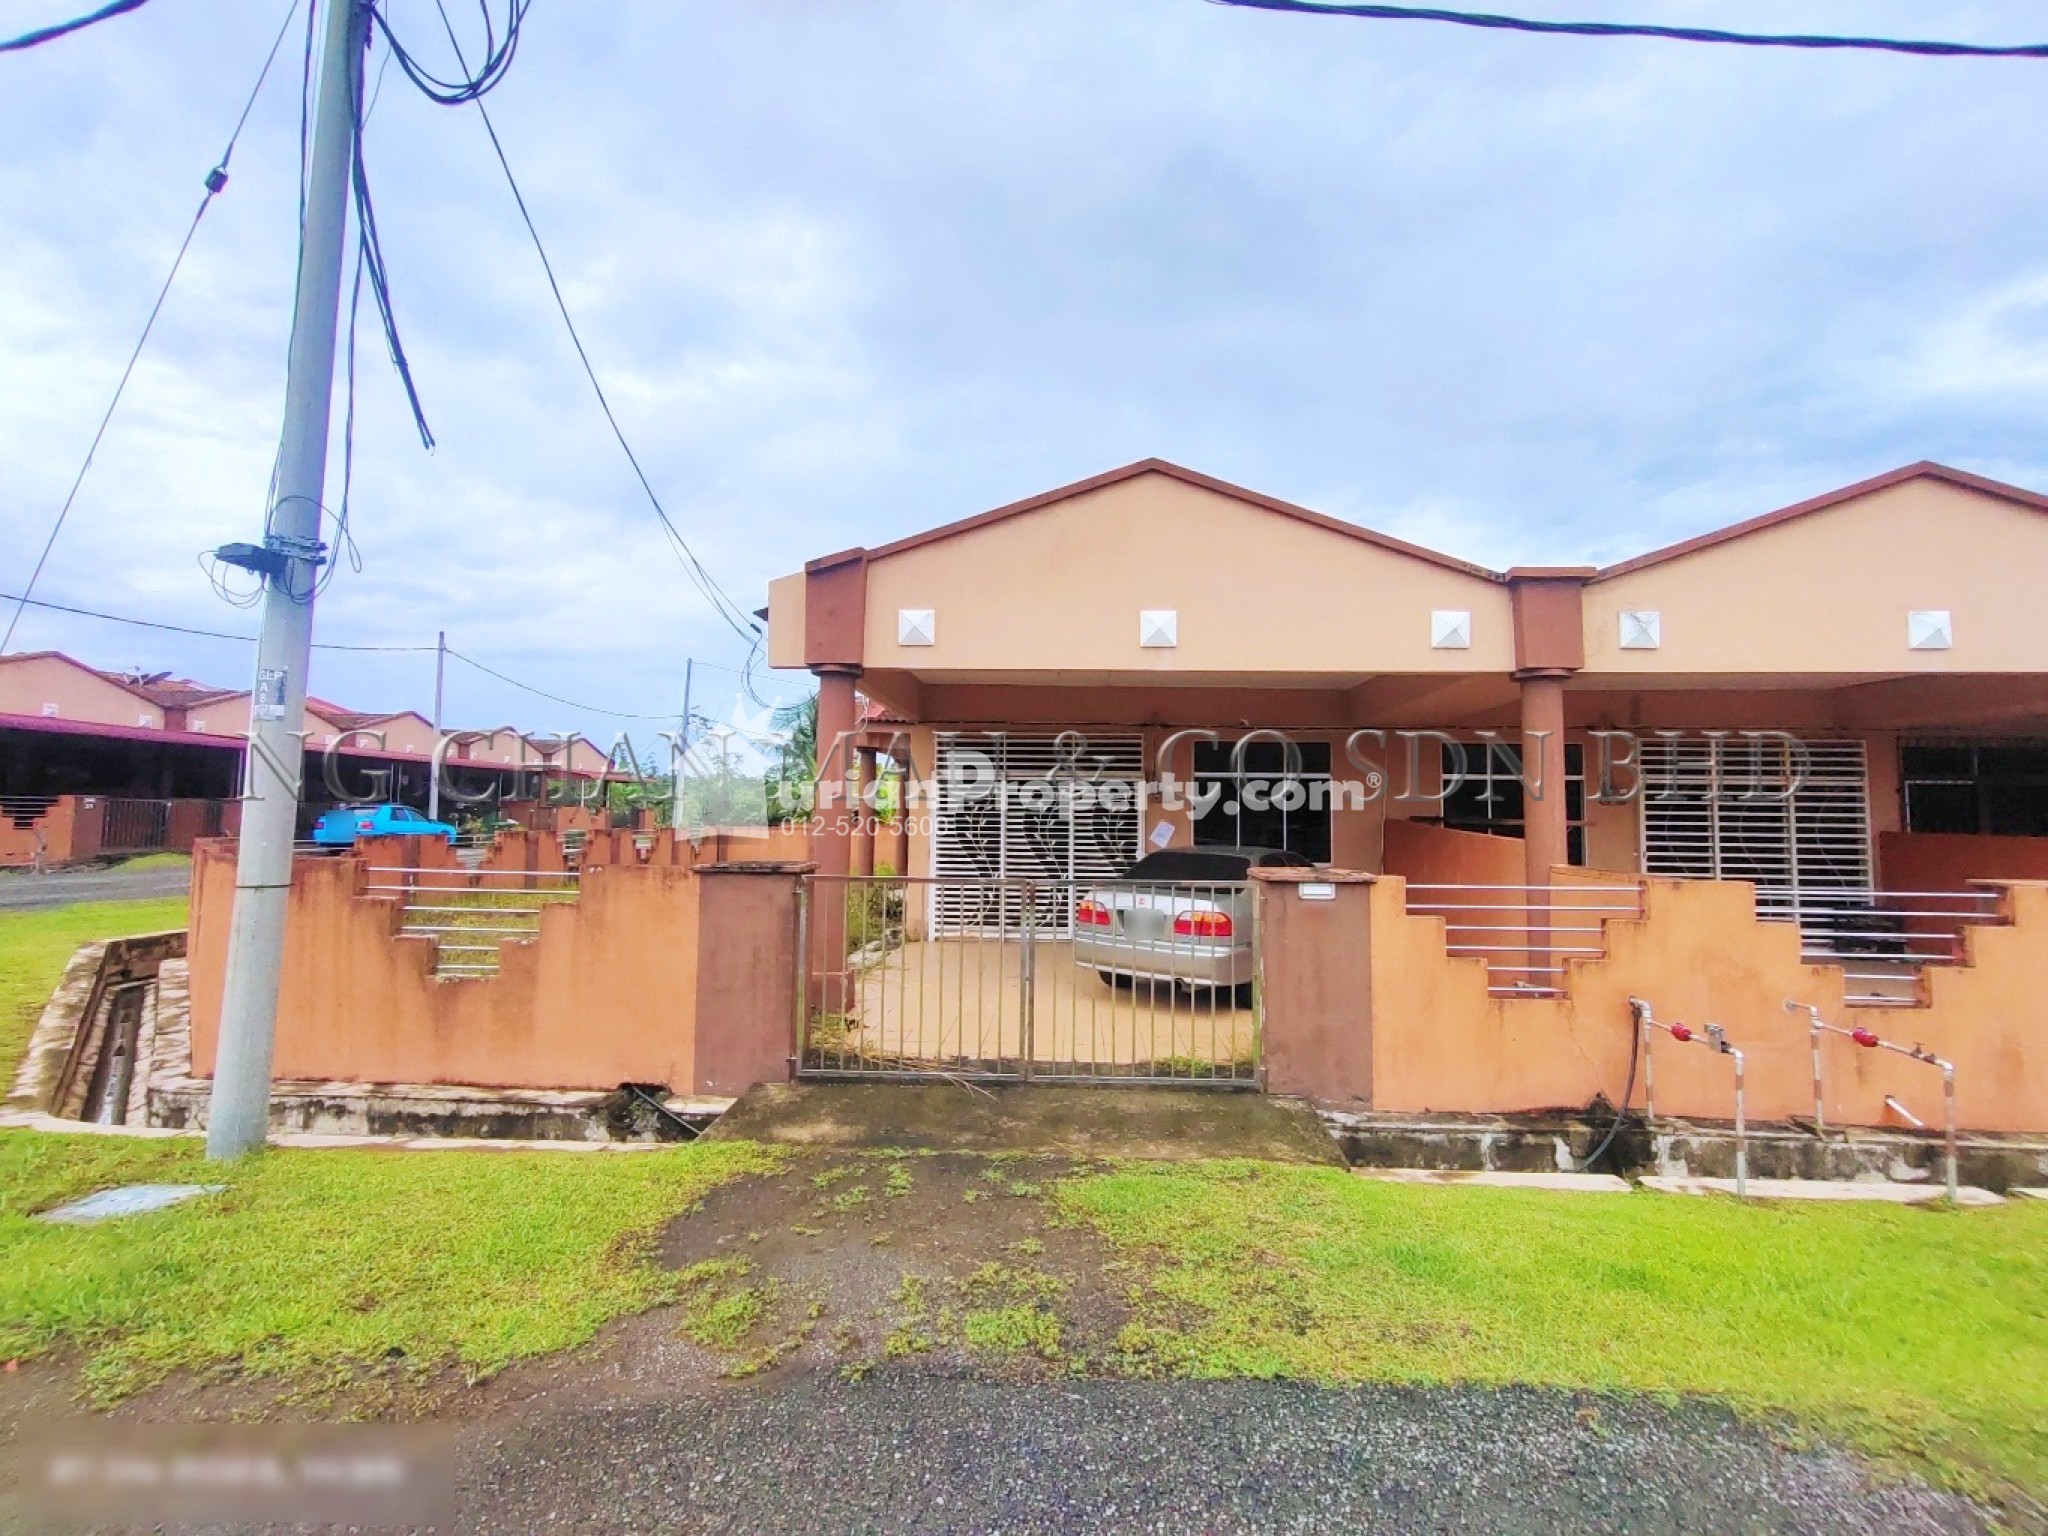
{"left": 1, "top": 0, "right": 151, "bottom": 53}
{"left": 422, "top": 0, "right": 765, "bottom": 647}
{"left": 1204, "top": 0, "right": 2048, "bottom": 59}
{"left": 1, "top": 0, "right": 306, "bottom": 655}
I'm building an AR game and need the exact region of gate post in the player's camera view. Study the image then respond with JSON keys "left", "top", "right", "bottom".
{"left": 1253, "top": 867, "right": 1377, "bottom": 1105}
{"left": 1019, "top": 880, "right": 1036, "bottom": 1081}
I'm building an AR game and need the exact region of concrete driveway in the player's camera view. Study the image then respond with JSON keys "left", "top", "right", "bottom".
{"left": 0, "top": 860, "right": 190, "bottom": 912}
{"left": 823, "top": 937, "right": 1257, "bottom": 1078}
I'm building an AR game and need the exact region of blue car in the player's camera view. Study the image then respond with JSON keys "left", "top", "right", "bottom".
{"left": 310, "top": 803, "right": 459, "bottom": 847}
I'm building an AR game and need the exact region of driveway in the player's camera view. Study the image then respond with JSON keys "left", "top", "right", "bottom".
{"left": 0, "top": 860, "right": 190, "bottom": 912}
{"left": 827, "top": 937, "right": 1257, "bottom": 1077}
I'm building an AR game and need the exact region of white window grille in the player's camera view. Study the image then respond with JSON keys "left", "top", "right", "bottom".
{"left": 1638, "top": 735, "right": 1872, "bottom": 918}
{"left": 930, "top": 732, "right": 1142, "bottom": 934}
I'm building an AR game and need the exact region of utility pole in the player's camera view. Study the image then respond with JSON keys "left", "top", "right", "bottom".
{"left": 207, "top": 0, "right": 368, "bottom": 1160}
{"left": 428, "top": 628, "right": 446, "bottom": 821}
{"left": 673, "top": 656, "right": 693, "bottom": 832}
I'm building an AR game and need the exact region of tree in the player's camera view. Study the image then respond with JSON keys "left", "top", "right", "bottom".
{"left": 767, "top": 692, "right": 818, "bottom": 824}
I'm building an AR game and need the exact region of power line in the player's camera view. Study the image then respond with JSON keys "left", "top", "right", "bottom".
{"left": 1, "top": 0, "right": 306, "bottom": 656}
{"left": 1, "top": 588, "right": 777, "bottom": 724}
{"left": 1204, "top": 0, "right": 2048, "bottom": 59}
{"left": 444, "top": 647, "right": 686, "bottom": 722}
{"left": 1, "top": 0, "right": 150, "bottom": 53}
{"left": 0, "top": 590, "right": 435, "bottom": 650}
{"left": 423, "top": 0, "right": 765, "bottom": 648}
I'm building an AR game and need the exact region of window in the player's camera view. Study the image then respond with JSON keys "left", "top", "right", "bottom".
{"left": 1639, "top": 736, "right": 1872, "bottom": 914}
{"left": 1439, "top": 741, "right": 1587, "bottom": 865}
{"left": 1902, "top": 740, "right": 2048, "bottom": 836}
{"left": 1192, "top": 741, "right": 1332, "bottom": 862}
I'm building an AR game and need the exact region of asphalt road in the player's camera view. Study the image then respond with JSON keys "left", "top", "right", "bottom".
{"left": 0, "top": 861, "right": 190, "bottom": 912}
{"left": 461, "top": 1375, "right": 1989, "bottom": 1536}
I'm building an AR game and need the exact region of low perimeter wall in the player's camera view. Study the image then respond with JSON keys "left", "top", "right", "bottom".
{"left": 0, "top": 796, "right": 238, "bottom": 867}
{"left": 1258, "top": 870, "right": 2048, "bottom": 1133}
{"left": 186, "top": 837, "right": 805, "bottom": 1095}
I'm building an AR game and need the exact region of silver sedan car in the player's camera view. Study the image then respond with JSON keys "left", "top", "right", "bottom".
{"left": 1073, "top": 846, "right": 1311, "bottom": 993}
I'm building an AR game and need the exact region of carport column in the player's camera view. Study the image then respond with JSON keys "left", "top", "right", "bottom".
{"left": 1516, "top": 670, "right": 1570, "bottom": 893}
{"left": 1507, "top": 568, "right": 1591, "bottom": 987}
{"left": 809, "top": 665, "right": 862, "bottom": 1014}
{"left": 850, "top": 746, "right": 876, "bottom": 879}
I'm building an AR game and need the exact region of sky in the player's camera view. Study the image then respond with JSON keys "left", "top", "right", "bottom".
{"left": 3, "top": 0, "right": 2046, "bottom": 747}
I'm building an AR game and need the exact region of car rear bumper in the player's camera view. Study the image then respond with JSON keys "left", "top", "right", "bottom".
{"left": 1072, "top": 932, "right": 1252, "bottom": 987}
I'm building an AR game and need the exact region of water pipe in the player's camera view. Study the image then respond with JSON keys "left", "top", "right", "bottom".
{"left": 1785, "top": 1000, "right": 1958, "bottom": 1202}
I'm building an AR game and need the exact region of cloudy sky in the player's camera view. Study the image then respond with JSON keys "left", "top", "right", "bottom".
{"left": 3, "top": 0, "right": 2046, "bottom": 743}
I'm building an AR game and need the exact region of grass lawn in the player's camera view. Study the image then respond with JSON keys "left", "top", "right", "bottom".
{"left": 0, "top": 1132, "right": 782, "bottom": 1401}
{"left": 0, "top": 896, "right": 189, "bottom": 1078}
{"left": 111, "top": 852, "right": 192, "bottom": 872}
{"left": 1059, "top": 1160, "right": 2048, "bottom": 1501}
{"left": 1, "top": 894, "right": 782, "bottom": 1404}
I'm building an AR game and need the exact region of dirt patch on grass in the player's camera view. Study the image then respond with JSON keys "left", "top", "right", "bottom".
{"left": 5, "top": 1150, "right": 1136, "bottom": 1427}
{"left": 654, "top": 1150, "right": 1132, "bottom": 1382}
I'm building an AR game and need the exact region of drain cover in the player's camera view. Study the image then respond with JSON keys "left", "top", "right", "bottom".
{"left": 35, "top": 1184, "right": 226, "bottom": 1224}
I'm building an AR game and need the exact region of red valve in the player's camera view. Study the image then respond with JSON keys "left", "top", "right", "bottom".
{"left": 1669, "top": 1023, "right": 1693, "bottom": 1042}
{"left": 1851, "top": 1028, "right": 1880, "bottom": 1048}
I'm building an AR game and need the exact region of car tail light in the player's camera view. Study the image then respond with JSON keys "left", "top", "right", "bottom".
{"left": 1173, "top": 909, "right": 1233, "bottom": 938}
{"left": 1075, "top": 900, "right": 1113, "bottom": 928}
{"left": 356, "top": 818, "right": 374, "bottom": 831}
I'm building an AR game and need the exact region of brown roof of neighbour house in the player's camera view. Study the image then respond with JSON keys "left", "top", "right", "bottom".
{"left": 1595, "top": 461, "right": 2048, "bottom": 580}
{"left": 861, "top": 458, "right": 1506, "bottom": 582}
{"left": 860, "top": 696, "right": 909, "bottom": 725}
{"left": 95, "top": 671, "right": 240, "bottom": 711}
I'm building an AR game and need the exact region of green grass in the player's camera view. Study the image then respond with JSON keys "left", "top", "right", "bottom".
{"left": 963, "top": 1306, "right": 1062, "bottom": 1359}
{"left": 1058, "top": 1161, "right": 2048, "bottom": 1499}
{"left": 0, "top": 1130, "right": 783, "bottom": 1400}
{"left": 111, "top": 852, "right": 192, "bottom": 872}
{"left": 0, "top": 897, "right": 189, "bottom": 1077}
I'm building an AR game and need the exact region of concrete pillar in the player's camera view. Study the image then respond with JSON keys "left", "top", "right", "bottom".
{"left": 692, "top": 861, "right": 807, "bottom": 1094}
{"left": 1517, "top": 669, "right": 1570, "bottom": 984}
{"left": 1517, "top": 670, "right": 1571, "bottom": 889}
{"left": 809, "top": 667, "right": 861, "bottom": 1012}
{"left": 850, "top": 746, "right": 876, "bottom": 878}
{"left": 1253, "top": 868, "right": 1375, "bottom": 1105}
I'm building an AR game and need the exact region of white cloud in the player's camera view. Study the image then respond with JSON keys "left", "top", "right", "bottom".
{"left": 3, "top": 0, "right": 2047, "bottom": 733}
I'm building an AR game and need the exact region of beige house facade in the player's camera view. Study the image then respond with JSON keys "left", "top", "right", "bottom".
{"left": 769, "top": 458, "right": 2048, "bottom": 915}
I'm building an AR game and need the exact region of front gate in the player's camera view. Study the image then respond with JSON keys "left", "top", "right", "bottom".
{"left": 796, "top": 873, "right": 1261, "bottom": 1086}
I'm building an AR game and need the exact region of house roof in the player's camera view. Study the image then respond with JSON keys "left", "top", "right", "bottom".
{"left": 94, "top": 671, "right": 239, "bottom": 711}
{"left": 0, "top": 710, "right": 243, "bottom": 751}
{"left": 860, "top": 458, "right": 1504, "bottom": 582}
{"left": 1595, "top": 461, "right": 2048, "bottom": 580}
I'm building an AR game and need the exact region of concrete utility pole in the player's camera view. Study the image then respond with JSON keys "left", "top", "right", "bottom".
{"left": 428, "top": 628, "right": 446, "bottom": 821}
{"left": 207, "top": 0, "right": 369, "bottom": 1160}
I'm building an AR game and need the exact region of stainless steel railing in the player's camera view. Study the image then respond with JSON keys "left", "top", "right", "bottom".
{"left": 1756, "top": 887, "right": 2004, "bottom": 1007}
{"left": 362, "top": 862, "right": 581, "bottom": 979}
{"left": 1403, "top": 882, "right": 1646, "bottom": 997}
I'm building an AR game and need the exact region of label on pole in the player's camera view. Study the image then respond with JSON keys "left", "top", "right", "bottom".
{"left": 254, "top": 667, "right": 290, "bottom": 722}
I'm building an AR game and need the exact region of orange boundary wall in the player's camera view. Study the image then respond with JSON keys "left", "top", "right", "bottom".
{"left": 1262, "top": 872, "right": 2048, "bottom": 1133}
{"left": 185, "top": 836, "right": 803, "bottom": 1095}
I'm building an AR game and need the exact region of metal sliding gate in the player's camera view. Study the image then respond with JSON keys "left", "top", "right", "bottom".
{"left": 796, "top": 873, "right": 1262, "bottom": 1086}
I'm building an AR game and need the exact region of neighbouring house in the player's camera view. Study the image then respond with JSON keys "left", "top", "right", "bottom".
{"left": 0, "top": 649, "right": 614, "bottom": 865}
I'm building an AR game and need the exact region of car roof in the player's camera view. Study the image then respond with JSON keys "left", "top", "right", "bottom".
{"left": 1137, "top": 846, "right": 1291, "bottom": 860}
